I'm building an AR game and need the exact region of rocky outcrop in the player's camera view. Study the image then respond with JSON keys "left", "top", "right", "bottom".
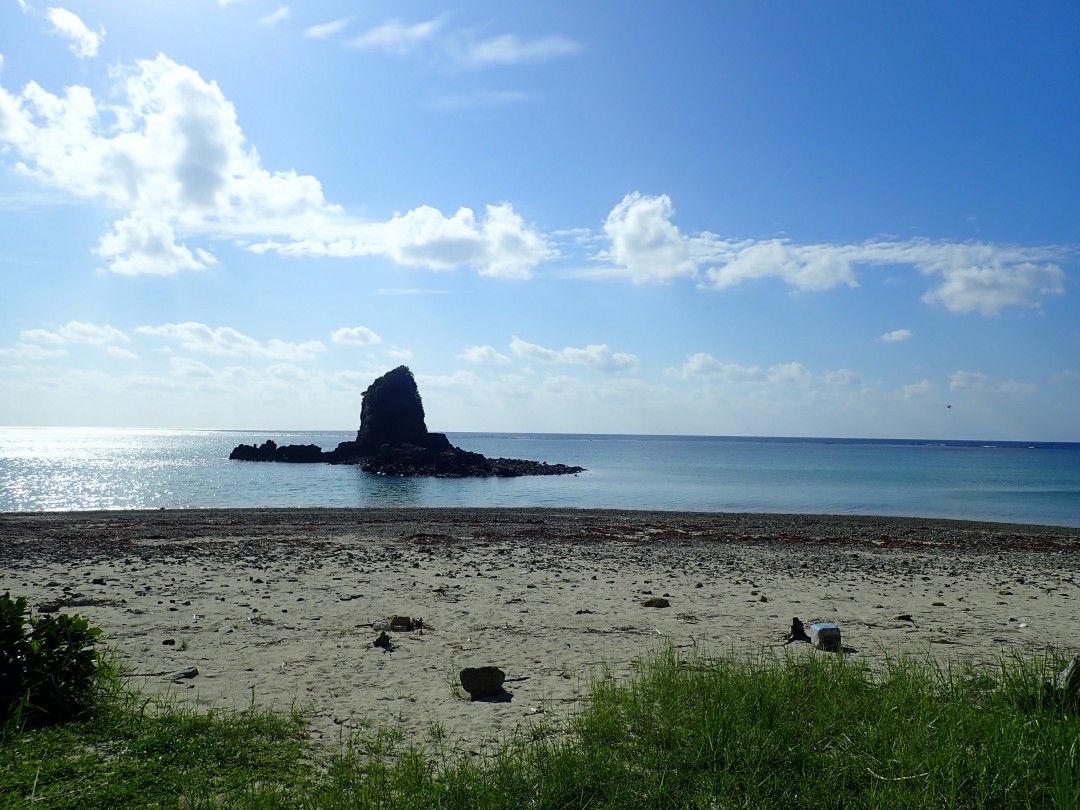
{"left": 459, "top": 666, "right": 506, "bottom": 700}
{"left": 228, "top": 440, "right": 325, "bottom": 463}
{"left": 229, "top": 366, "right": 585, "bottom": 478}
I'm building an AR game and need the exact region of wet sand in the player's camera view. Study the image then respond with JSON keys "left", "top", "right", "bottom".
{"left": 2, "top": 508, "right": 1078, "bottom": 754}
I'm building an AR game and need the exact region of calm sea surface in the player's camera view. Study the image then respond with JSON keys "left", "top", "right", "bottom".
{"left": 1, "top": 428, "right": 1078, "bottom": 527}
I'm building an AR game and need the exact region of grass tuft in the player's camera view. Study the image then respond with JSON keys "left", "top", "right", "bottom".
{"left": 3, "top": 645, "right": 1078, "bottom": 808}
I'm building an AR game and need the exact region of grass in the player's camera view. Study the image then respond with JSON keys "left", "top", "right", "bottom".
{"left": 2, "top": 647, "right": 1078, "bottom": 808}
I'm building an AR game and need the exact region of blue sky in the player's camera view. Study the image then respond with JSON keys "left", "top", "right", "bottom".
{"left": 1, "top": 1, "right": 1078, "bottom": 439}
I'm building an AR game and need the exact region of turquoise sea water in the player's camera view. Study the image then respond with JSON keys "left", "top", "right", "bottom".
{"left": 1, "top": 428, "right": 1078, "bottom": 527}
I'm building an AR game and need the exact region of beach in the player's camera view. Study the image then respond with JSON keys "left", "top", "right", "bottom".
{"left": 2, "top": 508, "right": 1078, "bottom": 755}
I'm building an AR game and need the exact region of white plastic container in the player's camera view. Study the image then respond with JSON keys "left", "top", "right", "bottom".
{"left": 809, "top": 623, "right": 842, "bottom": 651}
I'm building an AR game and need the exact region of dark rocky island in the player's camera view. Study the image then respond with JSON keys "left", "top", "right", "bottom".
{"left": 229, "top": 366, "right": 586, "bottom": 478}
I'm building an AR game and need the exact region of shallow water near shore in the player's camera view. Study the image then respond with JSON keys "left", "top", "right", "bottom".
{"left": 1, "top": 427, "right": 1079, "bottom": 526}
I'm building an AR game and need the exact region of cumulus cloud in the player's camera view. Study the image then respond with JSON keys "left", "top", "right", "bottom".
{"left": 950, "top": 370, "right": 1035, "bottom": 398}
{"left": 107, "top": 345, "right": 139, "bottom": 360}
{"left": 349, "top": 19, "right": 440, "bottom": 53}
{"left": 920, "top": 260, "right": 1065, "bottom": 315}
{"left": 46, "top": 7, "right": 103, "bottom": 59}
{"left": 510, "top": 336, "right": 638, "bottom": 372}
{"left": 902, "top": 380, "right": 935, "bottom": 398}
{"left": 304, "top": 18, "right": 349, "bottom": 39}
{"left": 702, "top": 239, "right": 860, "bottom": 292}
{"left": 881, "top": 328, "right": 913, "bottom": 343}
{"left": 0, "top": 342, "right": 68, "bottom": 360}
{"left": 824, "top": 369, "right": 860, "bottom": 385}
{"left": 136, "top": 322, "right": 325, "bottom": 361}
{"left": 0, "top": 55, "right": 554, "bottom": 278}
{"left": 665, "top": 353, "right": 764, "bottom": 381}
{"left": 767, "top": 362, "right": 811, "bottom": 383}
{"left": 949, "top": 370, "right": 991, "bottom": 392}
{"left": 601, "top": 193, "right": 697, "bottom": 283}
{"left": 256, "top": 202, "right": 555, "bottom": 279}
{"left": 666, "top": 353, "right": 812, "bottom": 384}
{"left": 591, "top": 194, "right": 1067, "bottom": 314}
{"left": 700, "top": 237, "right": 1065, "bottom": 314}
{"left": 458, "top": 345, "right": 512, "bottom": 365}
{"left": 331, "top": 325, "right": 381, "bottom": 346}
{"left": 21, "top": 320, "right": 129, "bottom": 346}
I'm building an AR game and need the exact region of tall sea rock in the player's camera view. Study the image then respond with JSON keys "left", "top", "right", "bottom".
{"left": 230, "top": 366, "right": 584, "bottom": 478}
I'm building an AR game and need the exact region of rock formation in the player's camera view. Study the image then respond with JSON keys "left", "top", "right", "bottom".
{"left": 458, "top": 666, "right": 506, "bottom": 700}
{"left": 229, "top": 366, "right": 585, "bottom": 478}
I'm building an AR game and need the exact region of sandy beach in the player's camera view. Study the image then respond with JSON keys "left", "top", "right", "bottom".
{"left": 2, "top": 508, "right": 1078, "bottom": 754}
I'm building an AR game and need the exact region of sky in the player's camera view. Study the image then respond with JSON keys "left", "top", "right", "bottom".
{"left": 1, "top": 1, "right": 1078, "bottom": 440}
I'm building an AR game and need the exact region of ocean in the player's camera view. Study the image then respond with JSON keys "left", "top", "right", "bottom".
{"left": 1, "top": 428, "right": 1078, "bottom": 527}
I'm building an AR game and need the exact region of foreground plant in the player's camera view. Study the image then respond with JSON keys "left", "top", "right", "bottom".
{"left": 3, "top": 644, "right": 1078, "bottom": 808}
{"left": 0, "top": 592, "right": 105, "bottom": 729}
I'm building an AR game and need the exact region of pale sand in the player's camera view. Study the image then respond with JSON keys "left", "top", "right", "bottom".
{"left": 2, "top": 508, "right": 1078, "bottom": 754}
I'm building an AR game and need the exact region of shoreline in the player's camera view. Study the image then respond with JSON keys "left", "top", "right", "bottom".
{"left": 4, "top": 504, "right": 1080, "bottom": 540}
{"left": 2, "top": 508, "right": 1078, "bottom": 753}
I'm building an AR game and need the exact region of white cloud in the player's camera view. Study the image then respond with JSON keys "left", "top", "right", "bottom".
{"left": 950, "top": 370, "right": 1036, "bottom": 398}
{"left": 702, "top": 239, "right": 859, "bottom": 292}
{"left": 46, "top": 7, "right": 103, "bottom": 59}
{"left": 57, "top": 321, "right": 129, "bottom": 345}
{"left": 509, "top": 336, "right": 638, "bottom": 372}
{"left": 461, "top": 34, "right": 582, "bottom": 68}
{"left": 588, "top": 197, "right": 1066, "bottom": 314}
{"left": 902, "top": 380, "right": 935, "bottom": 398}
{"left": 349, "top": 19, "right": 440, "bottom": 54}
{"left": 667, "top": 354, "right": 814, "bottom": 384}
{"left": 137, "top": 322, "right": 325, "bottom": 361}
{"left": 0, "top": 342, "right": 68, "bottom": 360}
{"left": 107, "top": 346, "right": 139, "bottom": 360}
{"left": 665, "top": 353, "right": 764, "bottom": 381}
{"left": 304, "top": 18, "right": 349, "bottom": 39}
{"left": 257, "top": 7, "right": 290, "bottom": 26}
{"left": 19, "top": 328, "right": 64, "bottom": 345}
{"left": 331, "top": 325, "right": 381, "bottom": 346}
{"left": 767, "top": 362, "right": 811, "bottom": 383}
{"left": 20, "top": 320, "right": 129, "bottom": 346}
{"left": 881, "top": 328, "right": 913, "bottom": 343}
{"left": 0, "top": 55, "right": 555, "bottom": 278}
{"left": 458, "top": 345, "right": 512, "bottom": 365}
{"left": 509, "top": 336, "right": 562, "bottom": 364}
{"left": 697, "top": 236, "right": 1066, "bottom": 314}
{"left": 949, "top": 370, "right": 991, "bottom": 392}
{"left": 261, "top": 202, "right": 555, "bottom": 279}
{"left": 98, "top": 215, "right": 216, "bottom": 275}
{"left": 169, "top": 356, "right": 215, "bottom": 378}
{"left": 825, "top": 369, "right": 860, "bottom": 385}
{"left": 1053, "top": 370, "right": 1080, "bottom": 383}
{"left": 998, "top": 380, "right": 1036, "bottom": 398}
{"left": 920, "top": 261, "right": 1065, "bottom": 315}
{"left": 601, "top": 193, "right": 697, "bottom": 283}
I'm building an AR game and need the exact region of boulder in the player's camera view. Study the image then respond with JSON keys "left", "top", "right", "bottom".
{"left": 230, "top": 366, "right": 586, "bottom": 478}
{"left": 459, "top": 666, "right": 506, "bottom": 700}
{"left": 353, "top": 366, "right": 432, "bottom": 454}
